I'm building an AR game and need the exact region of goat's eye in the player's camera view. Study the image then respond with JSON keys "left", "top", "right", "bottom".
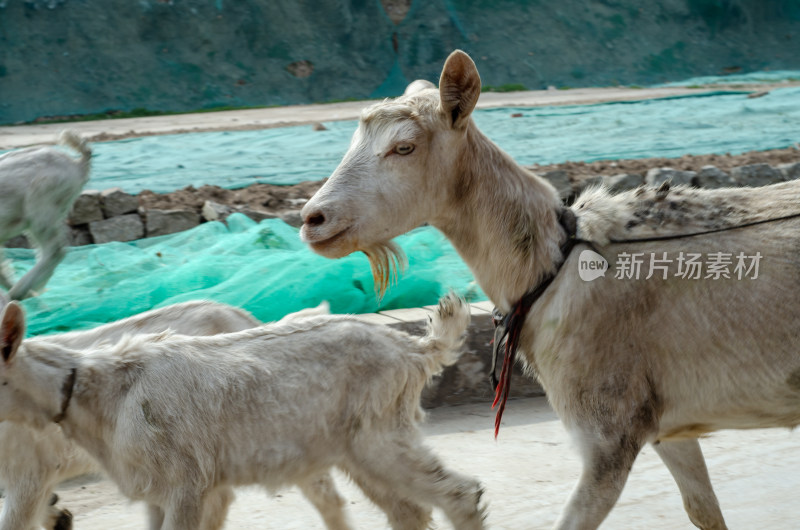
{"left": 393, "top": 143, "right": 415, "bottom": 155}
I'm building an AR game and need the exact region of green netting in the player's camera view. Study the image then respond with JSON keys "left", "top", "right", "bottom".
{"left": 13, "top": 86, "right": 796, "bottom": 194}
{"left": 8, "top": 214, "right": 485, "bottom": 337}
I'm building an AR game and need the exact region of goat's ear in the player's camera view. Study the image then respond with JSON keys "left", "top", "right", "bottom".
{"left": 439, "top": 50, "right": 481, "bottom": 128}
{"left": 0, "top": 302, "right": 25, "bottom": 364}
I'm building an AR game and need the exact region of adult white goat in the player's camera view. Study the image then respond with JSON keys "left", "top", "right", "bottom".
{"left": 0, "top": 294, "right": 485, "bottom": 530}
{"left": 0, "top": 131, "right": 92, "bottom": 301}
{"left": 300, "top": 49, "right": 800, "bottom": 529}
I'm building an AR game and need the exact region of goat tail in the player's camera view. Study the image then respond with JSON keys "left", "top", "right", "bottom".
{"left": 422, "top": 292, "right": 471, "bottom": 369}
{"left": 58, "top": 130, "right": 92, "bottom": 175}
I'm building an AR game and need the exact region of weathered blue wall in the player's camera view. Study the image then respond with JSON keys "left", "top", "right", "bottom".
{"left": 1, "top": 0, "right": 799, "bottom": 123}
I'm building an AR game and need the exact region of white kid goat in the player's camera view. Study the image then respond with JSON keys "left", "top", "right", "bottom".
{"left": 300, "top": 49, "right": 800, "bottom": 529}
{"left": 0, "top": 131, "right": 92, "bottom": 300}
{"left": 0, "top": 300, "right": 260, "bottom": 530}
{"left": 0, "top": 299, "right": 337, "bottom": 530}
{"left": 0, "top": 294, "right": 485, "bottom": 530}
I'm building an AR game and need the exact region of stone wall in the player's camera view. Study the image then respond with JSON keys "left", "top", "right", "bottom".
{"left": 4, "top": 158, "right": 800, "bottom": 249}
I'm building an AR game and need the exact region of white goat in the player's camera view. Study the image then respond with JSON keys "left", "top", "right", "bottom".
{"left": 300, "top": 50, "right": 800, "bottom": 529}
{"left": 0, "top": 294, "right": 485, "bottom": 530}
{"left": 0, "top": 130, "right": 91, "bottom": 301}
{"left": 0, "top": 299, "right": 331, "bottom": 530}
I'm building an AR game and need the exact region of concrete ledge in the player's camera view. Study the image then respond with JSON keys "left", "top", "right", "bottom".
{"left": 359, "top": 302, "right": 546, "bottom": 409}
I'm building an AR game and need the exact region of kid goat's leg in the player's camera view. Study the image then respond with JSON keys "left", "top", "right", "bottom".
{"left": 344, "top": 465, "right": 432, "bottom": 530}
{"left": 347, "top": 434, "right": 485, "bottom": 530}
{"left": 7, "top": 226, "right": 67, "bottom": 300}
{"left": 0, "top": 250, "right": 14, "bottom": 292}
{"left": 44, "top": 499, "right": 72, "bottom": 530}
{"left": 0, "top": 482, "right": 58, "bottom": 530}
{"left": 652, "top": 439, "right": 727, "bottom": 530}
{"left": 296, "top": 472, "right": 352, "bottom": 530}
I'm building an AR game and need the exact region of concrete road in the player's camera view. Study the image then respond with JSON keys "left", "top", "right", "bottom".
{"left": 0, "top": 84, "right": 784, "bottom": 150}
{"left": 30, "top": 396, "right": 798, "bottom": 529}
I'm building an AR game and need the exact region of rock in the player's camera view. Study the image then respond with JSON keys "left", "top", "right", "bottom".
{"left": 89, "top": 214, "right": 144, "bottom": 244}
{"left": 576, "top": 174, "right": 603, "bottom": 193}
{"left": 603, "top": 173, "right": 644, "bottom": 193}
{"left": 542, "top": 169, "right": 572, "bottom": 199}
{"left": 692, "top": 166, "right": 736, "bottom": 188}
{"left": 279, "top": 211, "right": 304, "bottom": 228}
{"left": 100, "top": 187, "right": 139, "bottom": 218}
{"left": 201, "top": 200, "right": 233, "bottom": 222}
{"left": 311, "top": 122, "right": 328, "bottom": 131}
{"left": 286, "top": 60, "right": 313, "bottom": 78}
{"left": 145, "top": 209, "right": 200, "bottom": 237}
{"left": 286, "top": 198, "right": 309, "bottom": 208}
{"left": 3, "top": 234, "right": 30, "bottom": 249}
{"left": 236, "top": 208, "right": 279, "bottom": 223}
{"left": 645, "top": 168, "right": 695, "bottom": 187}
{"left": 69, "top": 227, "right": 93, "bottom": 246}
{"left": 730, "top": 163, "right": 785, "bottom": 187}
{"left": 417, "top": 308, "right": 543, "bottom": 408}
{"left": 778, "top": 162, "right": 800, "bottom": 181}
{"left": 68, "top": 190, "right": 103, "bottom": 225}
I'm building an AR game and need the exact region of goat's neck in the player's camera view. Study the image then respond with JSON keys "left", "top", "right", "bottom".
{"left": 12, "top": 344, "right": 79, "bottom": 430}
{"left": 57, "top": 353, "right": 131, "bottom": 461}
{"left": 433, "top": 124, "right": 565, "bottom": 312}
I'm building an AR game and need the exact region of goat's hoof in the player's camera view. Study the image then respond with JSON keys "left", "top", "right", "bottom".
{"left": 53, "top": 509, "right": 73, "bottom": 530}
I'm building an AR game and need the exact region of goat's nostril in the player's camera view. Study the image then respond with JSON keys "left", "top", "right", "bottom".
{"left": 305, "top": 212, "right": 326, "bottom": 227}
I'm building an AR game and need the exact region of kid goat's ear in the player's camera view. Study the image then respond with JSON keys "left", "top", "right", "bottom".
{"left": 0, "top": 302, "right": 25, "bottom": 363}
{"left": 439, "top": 50, "right": 481, "bottom": 128}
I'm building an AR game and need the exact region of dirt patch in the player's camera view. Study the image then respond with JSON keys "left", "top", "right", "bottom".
{"left": 528, "top": 146, "right": 800, "bottom": 184}
{"left": 137, "top": 180, "right": 326, "bottom": 220}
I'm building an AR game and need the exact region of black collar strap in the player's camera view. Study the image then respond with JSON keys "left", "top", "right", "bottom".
{"left": 490, "top": 207, "right": 578, "bottom": 437}
{"left": 53, "top": 368, "right": 77, "bottom": 424}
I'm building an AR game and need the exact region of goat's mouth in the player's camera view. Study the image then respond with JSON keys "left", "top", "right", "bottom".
{"left": 302, "top": 225, "right": 356, "bottom": 257}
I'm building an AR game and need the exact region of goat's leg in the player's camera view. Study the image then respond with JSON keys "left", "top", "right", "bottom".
{"left": 296, "top": 472, "right": 352, "bottom": 530}
{"left": 0, "top": 249, "right": 14, "bottom": 291}
{"left": 146, "top": 504, "right": 165, "bottom": 530}
{"left": 553, "top": 426, "right": 647, "bottom": 530}
{"left": 0, "top": 482, "right": 58, "bottom": 530}
{"left": 160, "top": 493, "right": 205, "bottom": 530}
{"left": 198, "top": 486, "right": 234, "bottom": 530}
{"left": 347, "top": 436, "right": 485, "bottom": 530}
{"left": 44, "top": 494, "right": 72, "bottom": 530}
{"left": 653, "top": 439, "right": 727, "bottom": 530}
{"left": 344, "top": 465, "right": 432, "bottom": 530}
{"left": 7, "top": 226, "right": 67, "bottom": 300}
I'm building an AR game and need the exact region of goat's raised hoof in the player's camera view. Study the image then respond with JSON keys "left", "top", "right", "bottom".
{"left": 53, "top": 508, "right": 73, "bottom": 530}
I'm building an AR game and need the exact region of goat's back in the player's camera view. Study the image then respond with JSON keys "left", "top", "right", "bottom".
{"left": 79, "top": 316, "right": 440, "bottom": 492}
{"left": 36, "top": 300, "right": 260, "bottom": 349}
